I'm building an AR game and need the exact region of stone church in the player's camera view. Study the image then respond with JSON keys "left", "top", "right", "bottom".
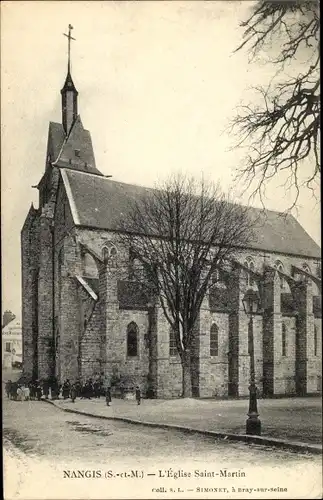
{"left": 22, "top": 54, "right": 321, "bottom": 399}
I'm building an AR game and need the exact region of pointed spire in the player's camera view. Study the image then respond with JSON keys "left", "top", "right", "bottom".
{"left": 61, "top": 24, "right": 78, "bottom": 136}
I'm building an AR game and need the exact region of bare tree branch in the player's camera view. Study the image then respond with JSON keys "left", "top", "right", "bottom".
{"left": 231, "top": 0, "right": 320, "bottom": 208}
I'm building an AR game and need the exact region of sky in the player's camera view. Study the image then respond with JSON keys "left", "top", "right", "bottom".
{"left": 1, "top": 0, "right": 321, "bottom": 318}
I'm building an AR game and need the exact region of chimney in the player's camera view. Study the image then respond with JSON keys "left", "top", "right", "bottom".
{"left": 2, "top": 310, "right": 16, "bottom": 328}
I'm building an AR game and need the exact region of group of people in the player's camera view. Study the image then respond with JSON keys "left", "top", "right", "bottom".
{"left": 5, "top": 377, "right": 142, "bottom": 406}
{"left": 5, "top": 379, "right": 43, "bottom": 401}
{"left": 61, "top": 378, "right": 105, "bottom": 402}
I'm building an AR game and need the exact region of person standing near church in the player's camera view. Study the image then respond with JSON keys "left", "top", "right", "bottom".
{"left": 5, "top": 380, "right": 12, "bottom": 399}
{"left": 119, "top": 382, "right": 125, "bottom": 400}
{"left": 23, "top": 385, "right": 30, "bottom": 401}
{"left": 70, "top": 383, "right": 77, "bottom": 403}
{"left": 62, "top": 379, "right": 71, "bottom": 399}
{"left": 135, "top": 386, "right": 141, "bottom": 405}
{"left": 36, "top": 382, "right": 42, "bottom": 401}
{"left": 106, "top": 387, "right": 112, "bottom": 407}
{"left": 17, "top": 385, "right": 24, "bottom": 401}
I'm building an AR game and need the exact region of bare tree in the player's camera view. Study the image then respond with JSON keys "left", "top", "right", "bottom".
{"left": 231, "top": 0, "right": 320, "bottom": 208}
{"left": 119, "top": 175, "right": 253, "bottom": 397}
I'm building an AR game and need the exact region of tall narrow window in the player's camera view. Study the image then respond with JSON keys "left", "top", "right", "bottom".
{"left": 244, "top": 257, "right": 255, "bottom": 286}
{"left": 127, "top": 322, "right": 138, "bottom": 357}
{"left": 282, "top": 323, "right": 287, "bottom": 357}
{"left": 302, "top": 263, "right": 312, "bottom": 286}
{"left": 5, "top": 342, "right": 11, "bottom": 353}
{"left": 314, "top": 326, "right": 318, "bottom": 357}
{"left": 210, "top": 324, "right": 219, "bottom": 357}
{"left": 102, "top": 247, "right": 109, "bottom": 262}
{"left": 274, "top": 260, "right": 285, "bottom": 289}
{"left": 110, "top": 247, "right": 117, "bottom": 258}
{"left": 169, "top": 328, "right": 177, "bottom": 357}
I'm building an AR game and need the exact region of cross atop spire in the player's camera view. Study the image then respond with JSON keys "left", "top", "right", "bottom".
{"left": 63, "top": 24, "right": 76, "bottom": 73}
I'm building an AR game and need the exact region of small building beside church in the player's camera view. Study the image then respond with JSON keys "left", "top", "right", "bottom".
{"left": 21, "top": 39, "right": 321, "bottom": 398}
{"left": 2, "top": 318, "right": 23, "bottom": 370}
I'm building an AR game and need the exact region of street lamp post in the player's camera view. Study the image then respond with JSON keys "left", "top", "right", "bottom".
{"left": 242, "top": 289, "right": 261, "bottom": 436}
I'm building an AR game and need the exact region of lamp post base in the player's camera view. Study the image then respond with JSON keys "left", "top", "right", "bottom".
{"left": 246, "top": 412, "right": 261, "bottom": 436}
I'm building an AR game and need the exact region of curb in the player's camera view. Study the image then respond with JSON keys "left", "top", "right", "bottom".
{"left": 43, "top": 399, "right": 322, "bottom": 455}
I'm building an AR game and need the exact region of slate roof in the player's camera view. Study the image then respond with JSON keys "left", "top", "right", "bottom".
{"left": 47, "top": 122, "right": 65, "bottom": 162}
{"left": 48, "top": 119, "right": 103, "bottom": 176}
{"left": 61, "top": 169, "right": 321, "bottom": 259}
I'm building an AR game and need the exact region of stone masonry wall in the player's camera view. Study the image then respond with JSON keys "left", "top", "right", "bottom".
{"left": 33, "top": 185, "right": 321, "bottom": 398}
{"left": 78, "top": 285, "right": 102, "bottom": 381}
{"left": 156, "top": 307, "right": 182, "bottom": 399}
{"left": 113, "top": 309, "right": 150, "bottom": 392}
{"left": 208, "top": 312, "right": 229, "bottom": 398}
{"left": 21, "top": 210, "right": 40, "bottom": 379}
{"left": 37, "top": 167, "right": 61, "bottom": 380}
{"left": 314, "top": 318, "right": 322, "bottom": 392}
{"left": 57, "top": 233, "right": 83, "bottom": 382}
{"left": 37, "top": 212, "right": 54, "bottom": 380}
{"left": 278, "top": 316, "right": 297, "bottom": 394}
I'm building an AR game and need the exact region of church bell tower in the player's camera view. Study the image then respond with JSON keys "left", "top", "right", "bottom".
{"left": 61, "top": 24, "right": 78, "bottom": 136}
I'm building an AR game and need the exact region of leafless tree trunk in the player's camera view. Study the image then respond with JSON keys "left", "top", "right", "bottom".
{"left": 118, "top": 175, "right": 254, "bottom": 397}
{"left": 231, "top": 0, "right": 320, "bottom": 209}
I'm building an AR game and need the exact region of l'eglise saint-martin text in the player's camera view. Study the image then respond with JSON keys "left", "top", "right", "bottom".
{"left": 158, "top": 469, "right": 246, "bottom": 479}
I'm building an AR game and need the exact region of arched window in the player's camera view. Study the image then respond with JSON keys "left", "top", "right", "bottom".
{"left": 102, "top": 247, "right": 110, "bottom": 262}
{"left": 282, "top": 323, "right": 287, "bottom": 357}
{"left": 169, "top": 328, "right": 177, "bottom": 357}
{"left": 210, "top": 324, "right": 219, "bottom": 357}
{"left": 244, "top": 257, "right": 255, "bottom": 286}
{"left": 314, "top": 325, "right": 318, "bottom": 357}
{"left": 301, "top": 263, "right": 312, "bottom": 286}
{"left": 274, "top": 260, "right": 285, "bottom": 290}
{"left": 127, "top": 322, "right": 138, "bottom": 357}
{"left": 102, "top": 245, "right": 118, "bottom": 263}
{"left": 110, "top": 246, "right": 117, "bottom": 258}
{"left": 128, "top": 248, "right": 144, "bottom": 281}
{"left": 302, "top": 263, "right": 311, "bottom": 274}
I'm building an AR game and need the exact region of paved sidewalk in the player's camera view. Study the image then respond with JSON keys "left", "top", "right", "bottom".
{"left": 46, "top": 396, "right": 322, "bottom": 448}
